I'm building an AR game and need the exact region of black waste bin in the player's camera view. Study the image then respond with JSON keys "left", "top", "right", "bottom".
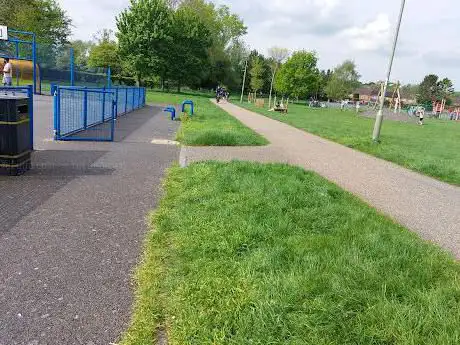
{"left": 0, "top": 95, "right": 32, "bottom": 175}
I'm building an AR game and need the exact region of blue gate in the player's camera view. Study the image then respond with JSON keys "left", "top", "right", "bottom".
{"left": 54, "top": 86, "right": 146, "bottom": 142}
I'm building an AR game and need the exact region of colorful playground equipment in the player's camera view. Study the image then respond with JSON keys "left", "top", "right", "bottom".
{"left": 432, "top": 99, "right": 446, "bottom": 116}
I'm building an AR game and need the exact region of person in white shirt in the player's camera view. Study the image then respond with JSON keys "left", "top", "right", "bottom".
{"left": 3, "top": 58, "right": 13, "bottom": 86}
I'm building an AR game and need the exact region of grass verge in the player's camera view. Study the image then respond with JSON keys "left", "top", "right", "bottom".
{"left": 147, "top": 91, "right": 268, "bottom": 146}
{"left": 122, "top": 161, "right": 460, "bottom": 345}
{"left": 237, "top": 101, "right": 460, "bottom": 185}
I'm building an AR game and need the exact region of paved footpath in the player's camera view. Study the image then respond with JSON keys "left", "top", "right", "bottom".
{"left": 184, "top": 101, "right": 460, "bottom": 258}
{"left": 0, "top": 100, "right": 179, "bottom": 345}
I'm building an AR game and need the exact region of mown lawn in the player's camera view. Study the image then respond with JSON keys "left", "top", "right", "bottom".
{"left": 147, "top": 91, "right": 268, "bottom": 146}
{"left": 122, "top": 162, "right": 460, "bottom": 345}
{"left": 238, "top": 101, "right": 460, "bottom": 185}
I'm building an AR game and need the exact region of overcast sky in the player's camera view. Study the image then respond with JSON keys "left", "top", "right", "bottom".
{"left": 57, "top": 0, "right": 460, "bottom": 87}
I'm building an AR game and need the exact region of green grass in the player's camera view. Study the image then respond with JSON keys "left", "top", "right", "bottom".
{"left": 237, "top": 101, "right": 460, "bottom": 185}
{"left": 121, "top": 161, "right": 460, "bottom": 345}
{"left": 147, "top": 91, "right": 268, "bottom": 146}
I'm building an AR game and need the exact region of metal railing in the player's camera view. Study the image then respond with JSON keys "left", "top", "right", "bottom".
{"left": 54, "top": 86, "right": 146, "bottom": 142}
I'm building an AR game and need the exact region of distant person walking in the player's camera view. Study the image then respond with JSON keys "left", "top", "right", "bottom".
{"left": 417, "top": 107, "right": 424, "bottom": 126}
{"left": 3, "top": 58, "right": 13, "bottom": 86}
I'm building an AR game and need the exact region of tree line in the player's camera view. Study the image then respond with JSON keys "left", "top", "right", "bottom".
{"left": 114, "top": 0, "right": 249, "bottom": 91}
{"left": 1, "top": 0, "right": 249, "bottom": 91}
{"left": 246, "top": 49, "right": 361, "bottom": 102}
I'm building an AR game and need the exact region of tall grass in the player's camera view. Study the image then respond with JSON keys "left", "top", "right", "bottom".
{"left": 122, "top": 162, "right": 460, "bottom": 345}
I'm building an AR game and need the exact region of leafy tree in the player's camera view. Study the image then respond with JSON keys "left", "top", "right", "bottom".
{"left": 438, "top": 78, "right": 454, "bottom": 100}
{"left": 72, "top": 40, "right": 94, "bottom": 68}
{"left": 325, "top": 60, "right": 361, "bottom": 101}
{"left": 226, "top": 39, "right": 250, "bottom": 91}
{"left": 275, "top": 50, "right": 320, "bottom": 99}
{"left": 316, "top": 69, "right": 333, "bottom": 100}
{"left": 0, "top": 0, "right": 71, "bottom": 44}
{"left": 417, "top": 74, "right": 454, "bottom": 104}
{"left": 88, "top": 29, "right": 121, "bottom": 73}
{"left": 178, "top": 0, "right": 247, "bottom": 89}
{"left": 400, "top": 84, "right": 418, "bottom": 101}
{"left": 418, "top": 74, "right": 439, "bottom": 104}
{"left": 250, "top": 56, "right": 265, "bottom": 94}
{"left": 117, "top": 0, "right": 172, "bottom": 85}
{"left": 167, "top": 6, "right": 211, "bottom": 92}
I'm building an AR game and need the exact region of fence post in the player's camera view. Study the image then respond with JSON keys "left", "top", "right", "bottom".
{"left": 102, "top": 87, "right": 106, "bottom": 123}
{"left": 115, "top": 88, "right": 119, "bottom": 118}
{"left": 125, "top": 88, "right": 128, "bottom": 114}
{"left": 28, "top": 85, "right": 34, "bottom": 150}
{"left": 32, "top": 33, "right": 37, "bottom": 94}
{"left": 56, "top": 87, "right": 61, "bottom": 139}
{"left": 107, "top": 66, "right": 112, "bottom": 89}
{"left": 53, "top": 87, "right": 58, "bottom": 138}
{"left": 110, "top": 98, "right": 116, "bottom": 141}
{"left": 15, "top": 50, "right": 19, "bottom": 86}
{"left": 70, "top": 47, "right": 75, "bottom": 86}
{"left": 132, "top": 87, "right": 135, "bottom": 110}
{"left": 83, "top": 87, "right": 88, "bottom": 129}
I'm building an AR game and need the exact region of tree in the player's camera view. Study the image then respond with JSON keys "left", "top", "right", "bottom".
{"left": 325, "top": 60, "right": 361, "bottom": 101}
{"left": 275, "top": 50, "right": 320, "bottom": 99}
{"left": 167, "top": 6, "right": 211, "bottom": 92}
{"left": 88, "top": 29, "right": 121, "bottom": 73}
{"left": 438, "top": 77, "right": 454, "bottom": 101}
{"left": 71, "top": 40, "right": 94, "bottom": 68}
{"left": 417, "top": 74, "right": 454, "bottom": 104}
{"left": 0, "top": 0, "right": 71, "bottom": 44}
{"left": 418, "top": 74, "right": 439, "bottom": 104}
{"left": 177, "top": 0, "right": 247, "bottom": 89}
{"left": 117, "top": 0, "right": 172, "bottom": 85}
{"left": 250, "top": 56, "right": 264, "bottom": 94}
{"left": 400, "top": 84, "right": 418, "bottom": 102}
{"left": 318, "top": 69, "right": 333, "bottom": 100}
{"left": 226, "top": 39, "right": 250, "bottom": 91}
{"left": 267, "top": 47, "right": 289, "bottom": 108}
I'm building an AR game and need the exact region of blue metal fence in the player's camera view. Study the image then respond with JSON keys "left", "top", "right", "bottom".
{"left": 54, "top": 86, "right": 146, "bottom": 142}
{"left": 0, "top": 85, "right": 34, "bottom": 150}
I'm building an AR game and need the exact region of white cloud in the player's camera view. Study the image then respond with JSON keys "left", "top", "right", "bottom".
{"left": 341, "top": 14, "right": 391, "bottom": 51}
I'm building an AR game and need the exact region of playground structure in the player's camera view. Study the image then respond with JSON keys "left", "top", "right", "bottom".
{"left": 432, "top": 99, "right": 446, "bottom": 116}
{"left": 0, "top": 27, "right": 112, "bottom": 95}
{"left": 0, "top": 58, "right": 41, "bottom": 91}
{"left": 248, "top": 92, "right": 256, "bottom": 104}
{"left": 0, "top": 29, "right": 39, "bottom": 94}
{"left": 372, "top": 81, "right": 402, "bottom": 113}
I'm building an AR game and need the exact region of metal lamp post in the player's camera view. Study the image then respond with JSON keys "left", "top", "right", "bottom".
{"left": 372, "top": 0, "right": 406, "bottom": 142}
